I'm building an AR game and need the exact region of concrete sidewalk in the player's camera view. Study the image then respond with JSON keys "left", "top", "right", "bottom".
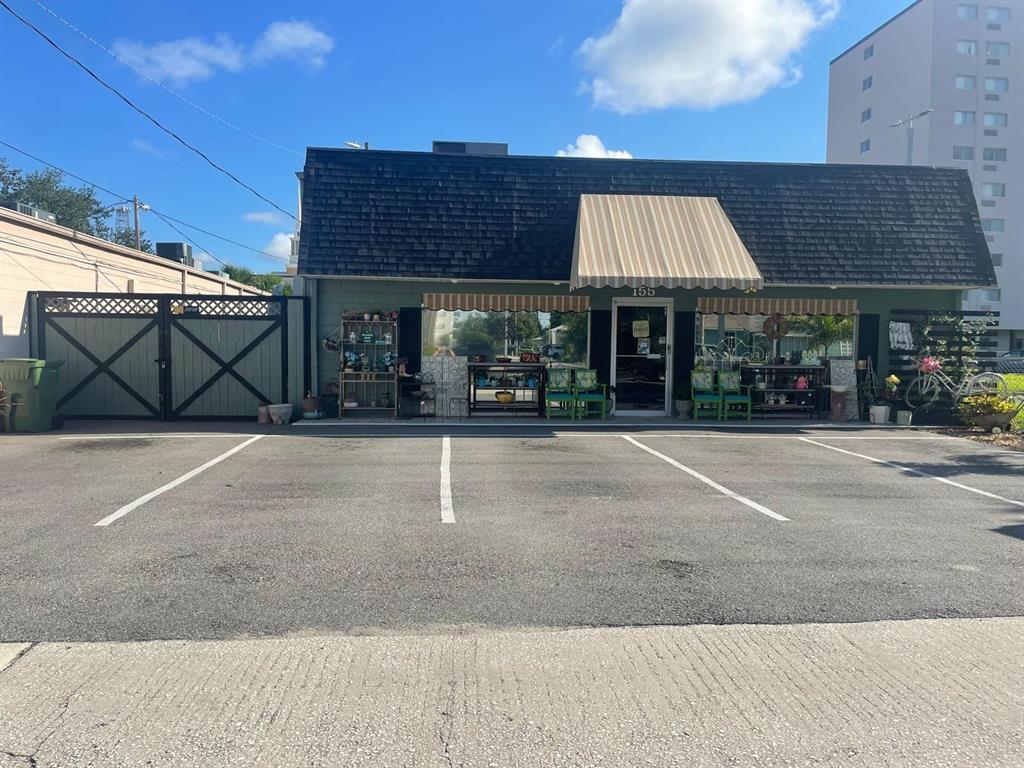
{"left": 1, "top": 618, "right": 1022, "bottom": 767}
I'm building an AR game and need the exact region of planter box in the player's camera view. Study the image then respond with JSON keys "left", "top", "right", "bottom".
{"left": 869, "top": 405, "right": 891, "bottom": 425}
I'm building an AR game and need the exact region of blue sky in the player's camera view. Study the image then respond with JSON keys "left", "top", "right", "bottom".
{"left": 0, "top": 0, "right": 908, "bottom": 272}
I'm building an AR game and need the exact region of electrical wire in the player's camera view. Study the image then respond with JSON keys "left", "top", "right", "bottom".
{"left": 0, "top": 0, "right": 297, "bottom": 221}
{"left": 149, "top": 209, "right": 227, "bottom": 268}
{"left": 30, "top": 0, "right": 302, "bottom": 158}
{"left": 0, "top": 138, "right": 291, "bottom": 263}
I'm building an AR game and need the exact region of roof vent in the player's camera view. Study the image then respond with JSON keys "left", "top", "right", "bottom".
{"left": 432, "top": 141, "right": 508, "bottom": 156}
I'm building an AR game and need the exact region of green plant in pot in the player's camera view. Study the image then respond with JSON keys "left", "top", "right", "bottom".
{"left": 958, "top": 394, "right": 1021, "bottom": 432}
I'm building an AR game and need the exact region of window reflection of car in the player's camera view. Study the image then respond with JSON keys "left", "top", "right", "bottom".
{"left": 1000, "top": 350, "right": 1024, "bottom": 358}
{"left": 543, "top": 344, "right": 564, "bottom": 359}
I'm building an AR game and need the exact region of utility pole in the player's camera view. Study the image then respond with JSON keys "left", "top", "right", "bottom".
{"left": 889, "top": 109, "right": 933, "bottom": 165}
{"left": 133, "top": 194, "right": 141, "bottom": 251}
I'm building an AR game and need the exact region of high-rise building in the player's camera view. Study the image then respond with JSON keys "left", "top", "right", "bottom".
{"left": 827, "top": 0, "right": 1023, "bottom": 351}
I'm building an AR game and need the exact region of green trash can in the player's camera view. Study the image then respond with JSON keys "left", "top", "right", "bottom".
{"left": 0, "top": 358, "right": 64, "bottom": 432}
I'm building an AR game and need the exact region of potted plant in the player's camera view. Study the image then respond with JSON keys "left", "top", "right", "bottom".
{"left": 673, "top": 386, "right": 692, "bottom": 419}
{"left": 870, "top": 374, "right": 900, "bottom": 424}
{"left": 958, "top": 394, "right": 1022, "bottom": 432}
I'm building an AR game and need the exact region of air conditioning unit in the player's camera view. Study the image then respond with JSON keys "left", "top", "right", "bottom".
{"left": 1, "top": 201, "right": 57, "bottom": 224}
{"left": 155, "top": 242, "right": 195, "bottom": 267}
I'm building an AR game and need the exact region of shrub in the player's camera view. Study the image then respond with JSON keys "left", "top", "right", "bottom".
{"left": 958, "top": 394, "right": 1019, "bottom": 422}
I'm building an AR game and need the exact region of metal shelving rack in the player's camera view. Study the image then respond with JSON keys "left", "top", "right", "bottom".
{"left": 339, "top": 318, "right": 398, "bottom": 417}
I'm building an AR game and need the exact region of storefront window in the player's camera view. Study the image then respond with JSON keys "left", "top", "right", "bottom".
{"left": 422, "top": 310, "right": 588, "bottom": 364}
{"left": 695, "top": 314, "right": 854, "bottom": 365}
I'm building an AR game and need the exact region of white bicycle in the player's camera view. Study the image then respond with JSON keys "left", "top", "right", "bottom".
{"left": 904, "top": 359, "right": 1008, "bottom": 409}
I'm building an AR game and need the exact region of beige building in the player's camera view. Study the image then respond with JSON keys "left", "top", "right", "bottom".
{"left": 0, "top": 206, "right": 265, "bottom": 358}
{"left": 826, "top": 0, "right": 1023, "bottom": 352}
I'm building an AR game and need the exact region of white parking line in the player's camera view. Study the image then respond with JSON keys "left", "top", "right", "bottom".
{"left": 94, "top": 435, "right": 265, "bottom": 527}
{"left": 798, "top": 438, "right": 1024, "bottom": 509}
{"left": 622, "top": 436, "right": 789, "bottom": 521}
{"left": 440, "top": 435, "right": 455, "bottom": 524}
{"left": 61, "top": 433, "right": 256, "bottom": 440}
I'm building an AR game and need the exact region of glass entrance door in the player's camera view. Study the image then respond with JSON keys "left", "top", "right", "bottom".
{"left": 613, "top": 302, "right": 671, "bottom": 413}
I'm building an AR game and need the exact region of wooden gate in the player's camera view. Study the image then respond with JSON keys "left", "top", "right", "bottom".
{"left": 33, "top": 292, "right": 296, "bottom": 420}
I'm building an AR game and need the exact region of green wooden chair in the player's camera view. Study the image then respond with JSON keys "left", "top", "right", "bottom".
{"left": 718, "top": 370, "right": 752, "bottom": 421}
{"left": 691, "top": 371, "right": 720, "bottom": 420}
{"left": 573, "top": 368, "right": 608, "bottom": 420}
{"left": 545, "top": 367, "right": 575, "bottom": 418}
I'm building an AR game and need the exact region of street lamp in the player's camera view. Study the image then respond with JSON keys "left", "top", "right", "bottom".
{"left": 889, "top": 109, "right": 933, "bottom": 165}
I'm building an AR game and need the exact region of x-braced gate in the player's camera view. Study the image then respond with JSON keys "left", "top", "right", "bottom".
{"left": 33, "top": 292, "right": 290, "bottom": 420}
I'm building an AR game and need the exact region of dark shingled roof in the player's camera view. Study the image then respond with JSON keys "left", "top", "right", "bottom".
{"left": 297, "top": 148, "right": 995, "bottom": 287}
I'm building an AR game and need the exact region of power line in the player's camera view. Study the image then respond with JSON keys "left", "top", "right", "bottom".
{"left": 0, "top": 0, "right": 297, "bottom": 221}
{"left": 0, "top": 138, "right": 291, "bottom": 264}
{"left": 149, "top": 209, "right": 226, "bottom": 269}
{"left": 30, "top": 0, "right": 302, "bottom": 158}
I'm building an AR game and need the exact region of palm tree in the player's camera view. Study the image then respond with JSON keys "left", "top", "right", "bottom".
{"left": 790, "top": 316, "right": 854, "bottom": 360}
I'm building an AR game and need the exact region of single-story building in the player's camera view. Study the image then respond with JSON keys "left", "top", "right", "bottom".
{"left": 294, "top": 142, "right": 996, "bottom": 418}
{"left": 1, "top": 205, "right": 265, "bottom": 358}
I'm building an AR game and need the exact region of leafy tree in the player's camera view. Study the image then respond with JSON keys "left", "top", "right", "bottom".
{"left": 222, "top": 264, "right": 292, "bottom": 295}
{"left": 0, "top": 158, "right": 153, "bottom": 252}
{"left": 110, "top": 227, "right": 153, "bottom": 254}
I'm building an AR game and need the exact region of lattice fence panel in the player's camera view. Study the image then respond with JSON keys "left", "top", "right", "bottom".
{"left": 42, "top": 295, "right": 160, "bottom": 315}
{"left": 169, "top": 297, "right": 282, "bottom": 317}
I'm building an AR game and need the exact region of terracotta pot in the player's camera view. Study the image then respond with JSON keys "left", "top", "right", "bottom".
{"left": 302, "top": 396, "right": 319, "bottom": 413}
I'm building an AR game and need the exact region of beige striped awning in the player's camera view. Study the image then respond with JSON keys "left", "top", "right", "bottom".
{"left": 697, "top": 297, "right": 858, "bottom": 316}
{"left": 422, "top": 293, "right": 590, "bottom": 312}
{"left": 570, "top": 194, "right": 763, "bottom": 291}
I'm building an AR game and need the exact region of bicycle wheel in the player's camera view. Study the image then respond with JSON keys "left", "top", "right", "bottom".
{"left": 905, "top": 376, "right": 940, "bottom": 409}
{"left": 965, "top": 372, "right": 1009, "bottom": 398}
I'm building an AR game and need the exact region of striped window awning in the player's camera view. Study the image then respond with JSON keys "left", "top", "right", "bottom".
{"left": 697, "top": 297, "right": 858, "bottom": 316}
{"left": 570, "top": 194, "right": 764, "bottom": 291}
{"left": 422, "top": 293, "right": 590, "bottom": 312}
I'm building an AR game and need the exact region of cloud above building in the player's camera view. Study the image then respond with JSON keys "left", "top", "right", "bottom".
{"left": 578, "top": 0, "right": 838, "bottom": 113}
{"left": 556, "top": 134, "right": 633, "bottom": 159}
{"left": 113, "top": 20, "right": 334, "bottom": 86}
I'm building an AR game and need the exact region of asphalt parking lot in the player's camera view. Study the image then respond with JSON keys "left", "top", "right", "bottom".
{"left": 1, "top": 423, "right": 1022, "bottom": 642}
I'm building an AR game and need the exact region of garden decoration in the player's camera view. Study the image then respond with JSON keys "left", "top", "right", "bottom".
{"left": 762, "top": 314, "right": 790, "bottom": 362}
{"left": 904, "top": 356, "right": 1009, "bottom": 410}
{"left": 958, "top": 394, "right": 1023, "bottom": 432}
{"left": 870, "top": 373, "right": 900, "bottom": 424}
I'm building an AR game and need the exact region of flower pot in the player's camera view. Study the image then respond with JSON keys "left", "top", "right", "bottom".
{"left": 363, "top": 313, "right": 371, "bottom": 321}
{"left": 869, "top": 405, "right": 891, "bottom": 425}
{"left": 256, "top": 405, "right": 270, "bottom": 424}
{"left": 675, "top": 399, "right": 692, "bottom": 418}
{"left": 302, "top": 396, "right": 319, "bottom": 413}
{"left": 896, "top": 410, "right": 913, "bottom": 427}
{"left": 266, "top": 403, "right": 293, "bottom": 425}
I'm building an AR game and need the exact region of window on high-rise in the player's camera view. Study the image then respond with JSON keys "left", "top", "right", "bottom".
{"left": 862, "top": 76, "right": 873, "bottom": 91}
{"left": 986, "top": 7, "right": 1011, "bottom": 23}
{"left": 986, "top": 42, "right": 1010, "bottom": 57}
{"left": 859, "top": 139, "right": 871, "bottom": 154}
{"left": 861, "top": 108, "right": 872, "bottom": 123}
{"left": 957, "top": 39, "right": 977, "bottom": 54}
{"left": 954, "top": 110, "right": 976, "bottom": 125}
{"left": 981, "top": 182, "right": 1006, "bottom": 197}
{"left": 984, "top": 112, "right": 1008, "bottom": 127}
{"left": 980, "top": 288, "right": 1002, "bottom": 302}
{"left": 983, "top": 147, "right": 1008, "bottom": 161}
{"left": 863, "top": 44, "right": 874, "bottom": 60}
{"left": 958, "top": 4, "right": 978, "bottom": 19}
{"left": 991, "top": 253, "right": 1003, "bottom": 267}
{"left": 982, "top": 218, "right": 1005, "bottom": 232}
{"left": 953, "top": 145, "right": 975, "bottom": 160}
{"left": 956, "top": 75, "right": 977, "bottom": 89}
{"left": 985, "top": 77, "right": 1009, "bottom": 92}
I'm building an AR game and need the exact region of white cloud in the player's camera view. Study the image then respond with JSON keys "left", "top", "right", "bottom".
{"left": 114, "top": 34, "right": 245, "bottom": 86}
{"left": 131, "top": 138, "right": 165, "bottom": 159}
{"left": 548, "top": 36, "right": 564, "bottom": 55}
{"left": 192, "top": 251, "right": 213, "bottom": 269}
{"left": 556, "top": 134, "right": 632, "bottom": 159}
{"left": 244, "top": 211, "right": 288, "bottom": 225}
{"left": 251, "top": 21, "right": 334, "bottom": 70}
{"left": 113, "top": 20, "right": 333, "bottom": 86}
{"left": 263, "top": 232, "right": 293, "bottom": 261}
{"left": 578, "top": 0, "right": 839, "bottom": 113}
